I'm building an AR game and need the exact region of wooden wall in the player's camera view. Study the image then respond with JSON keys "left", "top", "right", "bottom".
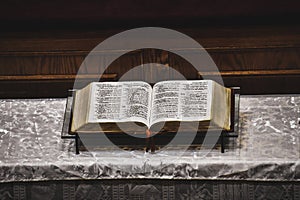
{"left": 1, "top": 24, "right": 300, "bottom": 98}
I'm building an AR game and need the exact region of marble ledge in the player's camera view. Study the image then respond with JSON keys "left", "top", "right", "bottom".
{"left": 0, "top": 95, "right": 299, "bottom": 182}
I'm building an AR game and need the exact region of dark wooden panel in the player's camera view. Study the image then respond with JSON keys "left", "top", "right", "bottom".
{"left": 1, "top": 48, "right": 299, "bottom": 76}
{"left": 222, "top": 75, "right": 300, "bottom": 94}
{"left": 1, "top": 25, "right": 300, "bottom": 97}
{"left": 1, "top": 26, "right": 300, "bottom": 52}
{"left": 105, "top": 50, "right": 143, "bottom": 81}
{"left": 141, "top": 49, "right": 173, "bottom": 83}
{"left": 198, "top": 70, "right": 300, "bottom": 94}
{"left": 0, "top": 55, "right": 85, "bottom": 75}
{"left": 0, "top": 74, "right": 117, "bottom": 98}
{"left": 167, "top": 51, "right": 198, "bottom": 80}
{"left": 209, "top": 48, "right": 300, "bottom": 71}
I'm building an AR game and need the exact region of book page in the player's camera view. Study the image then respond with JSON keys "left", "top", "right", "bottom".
{"left": 88, "top": 82, "right": 152, "bottom": 127}
{"left": 71, "top": 84, "right": 91, "bottom": 132}
{"left": 150, "top": 80, "right": 212, "bottom": 126}
{"left": 211, "top": 82, "right": 231, "bottom": 130}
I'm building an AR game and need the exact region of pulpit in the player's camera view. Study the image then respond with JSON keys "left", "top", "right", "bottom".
{"left": 0, "top": 0, "right": 299, "bottom": 199}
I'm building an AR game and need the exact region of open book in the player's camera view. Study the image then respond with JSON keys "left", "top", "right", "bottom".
{"left": 71, "top": 80, "right": 231, "bottom": 134}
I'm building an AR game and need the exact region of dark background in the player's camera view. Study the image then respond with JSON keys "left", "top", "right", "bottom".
{"left": 1, "top": 0, "right": 300, "bottom": 28}
{"left": 1, "top": 0, "right": 300, "bottom": 97}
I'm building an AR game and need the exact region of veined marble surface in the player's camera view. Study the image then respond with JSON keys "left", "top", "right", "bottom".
{"left": 0, "top": 96, "right": 299, "bottom": 182}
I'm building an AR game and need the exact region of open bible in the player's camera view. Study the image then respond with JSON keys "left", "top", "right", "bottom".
{"left": 71, "top": 80, "right": 231, "bottom": 134}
